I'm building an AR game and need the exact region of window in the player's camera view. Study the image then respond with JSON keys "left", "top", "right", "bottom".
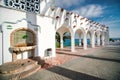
{"left": 4, "top": 0, "right": 40, "bottom": 13}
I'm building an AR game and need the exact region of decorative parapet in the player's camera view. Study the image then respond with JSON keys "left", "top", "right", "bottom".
{"left": 65, "top": 18, "right": 69, "bottom": 21}
{"left": 61, "top": 8, "right": 64, "bottom": 12}
{"left": 56, "top": 16, "right": 60, "bottom": 19}
{"left": 0, "top": 0, "right": 40, "bottom": 13}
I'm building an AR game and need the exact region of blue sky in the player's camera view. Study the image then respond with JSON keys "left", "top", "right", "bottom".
{"left": 55, "top": 0, "right": 120, "bottom": 38}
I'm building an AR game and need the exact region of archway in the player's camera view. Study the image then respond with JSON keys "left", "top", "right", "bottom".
{"left": 75, "top": 29, "right": 84, "bottom": 49}
{"left": 104, "top": 32, "right": 108, "bottom": 45}
{"left": 63, "top": 32, "right": 71, "bottom": 47}
{"left": 55, "top": 32, "right": 60, "bottom": 48}
{"left": 95, "top": 32, "right": 97, "bottom": 46}
{"left": 87, "top": 31, "right": 91, "bottom": 47}
{"left": 55, "top": 26, "right": 71, "bottom": 50}
{"left": 75, "top": 33, "right": 79, "bottom": 47}
{"left": 101, "top": 32, "right": 106, "bottom": 46}
{"left": 100, "top": 35, "right": 102, "bottom": 45}
{"left": 95, "top": 31, "right": 101, "bottom": 46}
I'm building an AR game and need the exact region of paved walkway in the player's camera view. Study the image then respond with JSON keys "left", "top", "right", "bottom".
{"left": 22, "top": 45, "right": 120, "bottom": 80}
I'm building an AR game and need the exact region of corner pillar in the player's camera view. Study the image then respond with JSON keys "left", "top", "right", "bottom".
{"left": 60, "top": 34, "right": 63, "bottom": 49}
{"left": 102, "top": 34, "right": 105, "bottom": 46}
{"left": 106, "top": 31, "right": 109, "bottom": 45}
{"left": 79, "top": 37, "right": 82, "bottom": 46}
{"left": 97, "top": 34, "right": 100, "bottom": 46}
{"left": 91, "top": 32, "right": 95, "bottom": 48}
{"left": 71, "top": 32, "right": 75, "bottom": 52}
{"left": 83, "top": 33, "right": 87, "bottom": 49}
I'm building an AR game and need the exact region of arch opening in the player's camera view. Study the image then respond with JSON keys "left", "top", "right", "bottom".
{"left": 55, "top": 26, "right": 71, "bottom": 51}
{"left": 87, "top": 31, "right": 91, "bottom": 47}
{"left": 95, "top": 32, "right": 97, "bottom": 46}
{"left": 75, "top": 29, "right": 84, "bottom": 49}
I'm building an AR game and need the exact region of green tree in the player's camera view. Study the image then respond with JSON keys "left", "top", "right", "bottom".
{"left": 109, "top": 38, "right": 114, "bottom": 42}
{"left": 55, "top": 32, "right": 60, "bottom": 47}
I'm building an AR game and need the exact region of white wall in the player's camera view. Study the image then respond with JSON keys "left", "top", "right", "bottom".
{"left": 0, "top": 7, "right": 26, "bottom": 63}
{"left": 0, "top": 6, "right": 56, "bottom": 64}
{"left": 1, "top": 21, "right": 39, "bottom": 63}
{"left": 0, "top": 7, "right": 26, "bottom": 24}
{"left": 0, "top": 7, "right": 39, "bottom": 64}
{"left": 37, "top": 16, "right": 56, "bottom": 58}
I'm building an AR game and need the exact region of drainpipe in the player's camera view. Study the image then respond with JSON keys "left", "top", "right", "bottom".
{"left": 0, "top": 25, "right": 4, "bottom": 64}
{"left": 2, "top": 26, "right": 4, "bottom": 64}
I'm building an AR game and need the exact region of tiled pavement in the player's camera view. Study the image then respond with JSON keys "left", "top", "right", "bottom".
{"left": 22, "top": 45, "right": 120, "bottom": 80}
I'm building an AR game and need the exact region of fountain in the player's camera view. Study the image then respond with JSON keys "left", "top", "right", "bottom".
{"left": 10, "top": 28, "right": 36, "bottom": 61}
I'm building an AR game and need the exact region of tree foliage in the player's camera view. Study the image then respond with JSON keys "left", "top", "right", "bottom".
{"left": 109, "top": 38, "right": 114, "bottom": 42}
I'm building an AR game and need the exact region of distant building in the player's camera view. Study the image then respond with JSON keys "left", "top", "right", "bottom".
{"left": 0, "top": 0, "right": 109, "bottom": 65}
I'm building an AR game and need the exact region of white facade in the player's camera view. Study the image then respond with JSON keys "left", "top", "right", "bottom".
{"left": 0, "top": 0, "right": 109, "bottom": 65}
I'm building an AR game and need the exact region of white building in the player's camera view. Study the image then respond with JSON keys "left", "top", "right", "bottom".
{"left": 0, "top": 0, "right": 109, "bottom": 65}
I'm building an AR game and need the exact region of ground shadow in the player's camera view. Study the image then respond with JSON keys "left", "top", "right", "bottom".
{"left": 56, "top": 48, "right": 71, "bottom": 52}
{"left": 47, "top": 66, "right": 104, "bottom": 80}
{"left": 103, "top": 49, "right": 120, "bottom": 53}
{"left": 81, "top": 55, "right": 120, "bottom": 63}
{"left": 75, "top": 47, "right": 83, "bottom": 49}
{"left": 32, "top": 57, "right": 45, "bottom": 67}
{"left": 57, "top": 52, "right": 120, "bottom": 63}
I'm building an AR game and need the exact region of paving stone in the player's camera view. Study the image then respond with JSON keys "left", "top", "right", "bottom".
{"left": 22, "top": 45, "right": 120, "bottom": 80}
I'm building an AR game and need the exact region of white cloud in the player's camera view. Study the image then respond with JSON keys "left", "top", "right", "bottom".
{"left": 72, "top": 4, "right": 103, "bottom": 18}
{"left": 110, "top": 28, "right": 120, "bottom": 38}
{"left": 98, "top": 19, "right": 120, "bottom": 38}
{"left": 55, "top": 0, "right": 84, "bottom": 8}
{"left": 101, "top": 20, "right": 120, "bottom": 25}
{"left": 54, "top": 1, "right": 104, "bottom": 18}
{"left": 97, "top": 18, "right": 120, "bottom": 27}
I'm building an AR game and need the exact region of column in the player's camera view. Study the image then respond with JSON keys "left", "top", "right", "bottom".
{"left": 97, "top": 34, "right": 100, "bottom": 46}
{"left": 36, "top": 26, "right": 41, "bottom": 57}
{"left": 71, "top": 33, "right": 75, "bottom": 52}
{"left": 105, "top": 33, "right": 107, "bottom": 45}
{"left": 79, "top": 36, "right": 81, "bottom": 46}
{"left": 0, "top": 0, "right": 4, "bottom": 5}
{"left": 83, "top": 33, "right": 87, "bottom": 49}
{"left": 106, "top": 31, "right": 109, "bottom": 45}
{"left": 102, "top": 34, "right": 105, "bottom": 46}
{"left": 91, "top": 33, "right": 95, "bottom": 48}
{"left": 60, "top": 34, "right": 63, "bottom": 49}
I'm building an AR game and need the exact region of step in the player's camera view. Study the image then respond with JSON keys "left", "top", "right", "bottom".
{"left": 0, "top": 59, "right": 38, "bottom": 75}
{"left": 0, "top": 65, "right": 41, "bottom": 80}
{"left": 12, "top": 65, "right": 41, "bottom": 80}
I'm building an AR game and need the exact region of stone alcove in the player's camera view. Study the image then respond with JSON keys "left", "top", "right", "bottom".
{"left": 10, "top": 28, "right": 36, "bottom": 61}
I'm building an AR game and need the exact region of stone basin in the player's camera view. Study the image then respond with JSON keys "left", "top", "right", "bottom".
{"left": 10, "top": 45, "right": 36, "bottom": 52}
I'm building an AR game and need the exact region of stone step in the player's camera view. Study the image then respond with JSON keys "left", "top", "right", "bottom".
{"left": 0, "top": 65, "right": 41, "bottom": 80}
{"left": 0, "top": 59, "right": 38, "bottom": 75}
{"left": 0, "top": 59, "right": 41, "bottom": 80}
{"left": 12, "top": 65, "right": 41, "bottom": 80}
